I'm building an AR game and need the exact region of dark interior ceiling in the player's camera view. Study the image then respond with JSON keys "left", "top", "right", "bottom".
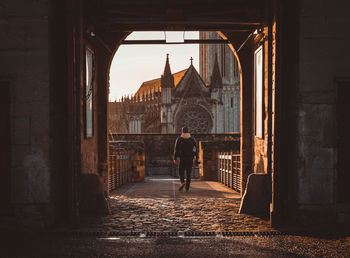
{"left": 84, "top": 0, "right": 269, "bottom": 50}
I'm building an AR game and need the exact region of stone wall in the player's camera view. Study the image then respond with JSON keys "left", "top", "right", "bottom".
{"left": 274, "top": 1, "right": 350, "bottom": 225}
{"left": 296, "top": 1, "right": 350, "bottom": 210}
{"left": 199, "top": 140, "right": 240, "bottom": 180}
{"left": 109, "top": 141, "right": 145, "bottom": 184}
{"left": 0, "top": 0, "right": 51, "bottom": 226}
{"left": 111, "top": 133, "right": 240, "bottom": 176}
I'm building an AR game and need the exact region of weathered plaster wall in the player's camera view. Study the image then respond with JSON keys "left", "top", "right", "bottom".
{"left": 0, "top": 0, "right": 51, "bottom": 224}
{"left": 297, "top": 1, "right": 350, "bottom": 206}
{"left": 253, "top": 26, "right": 270, "bottom": 175}
{"left": 254, "top": 138, "right": 266, "bottom": 173}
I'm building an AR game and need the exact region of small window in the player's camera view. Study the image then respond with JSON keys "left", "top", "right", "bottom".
{"left": 231, "top": 97, "right": 233, "bottom": 108}
{"left": 254, "top": 45, "right": 264, "bottom": 139}
{"left": 84, "top": 47, "right": 94, "bottom": 138}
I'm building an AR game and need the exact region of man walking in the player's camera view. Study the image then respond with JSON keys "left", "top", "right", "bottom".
{"left": 173, "top": 126, "right": 199, "bottom": 192}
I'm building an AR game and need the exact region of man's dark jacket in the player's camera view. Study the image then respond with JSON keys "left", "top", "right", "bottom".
{"left": 173, "top": 133, "right": 199, "bottom": 161}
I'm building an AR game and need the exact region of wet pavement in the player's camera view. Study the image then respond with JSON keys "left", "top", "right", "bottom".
{"left": 76, "top": 176, "right": 272, "bottom": 233}
{"left": 1, "top": 176, "right": 350, "bottom": 257}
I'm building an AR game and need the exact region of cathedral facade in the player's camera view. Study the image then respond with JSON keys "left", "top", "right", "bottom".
{"left": 199, "top": 31, "right": 240, "bottom": 132}
{"left": 109, "top": 47, "right": 240, "bottom": 134}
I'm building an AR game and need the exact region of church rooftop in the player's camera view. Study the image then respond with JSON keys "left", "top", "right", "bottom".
{"left": 135, "top": 68, "right": 188, "bottom": 96}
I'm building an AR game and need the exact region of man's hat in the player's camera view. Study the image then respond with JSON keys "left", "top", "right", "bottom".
{"left": 182, "top": 126, "right": 189, "bottom": 133}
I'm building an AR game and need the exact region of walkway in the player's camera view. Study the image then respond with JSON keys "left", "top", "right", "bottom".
{"left": 78, "top": 176, "right": 273, "bottom": 232}
{"left": 2, "top": 177, "right": 349, "bottom": 257}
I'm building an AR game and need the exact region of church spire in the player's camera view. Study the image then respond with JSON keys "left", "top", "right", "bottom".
{"left": 161, "top": 54, "right": 175, "bottom": 88}
{"left": 209, "top": 53, "right": 223, "bottom": 89}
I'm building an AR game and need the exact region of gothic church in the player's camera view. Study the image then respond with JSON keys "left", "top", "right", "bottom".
{"left": 109, "top": 44, "right": 240, "bottom": 134}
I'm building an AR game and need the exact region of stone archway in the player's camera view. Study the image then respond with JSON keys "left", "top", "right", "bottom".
{"left": 76, "top": 0, "right": 283, "bottom": 225}
{"left": 175, "top": 104, "right": 213, "bottom": 134}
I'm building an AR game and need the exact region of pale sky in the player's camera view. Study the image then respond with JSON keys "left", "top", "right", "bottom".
{"left": 109, "top": 31, "right": 199, "bottom": 101}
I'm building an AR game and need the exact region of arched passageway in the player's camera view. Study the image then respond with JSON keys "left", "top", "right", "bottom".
{"left": 3, "top": 0, "right": 350, "bottom": 235}
{"left": 63, "top": 1, "right": 284, "bottom": 224}
{"left": 53, "top": 0, "right": 286, "bottom": 227}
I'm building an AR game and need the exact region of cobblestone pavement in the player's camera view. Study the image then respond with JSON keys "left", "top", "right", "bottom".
{"left": 2, "top": 177, "right": 350, "bottom": 257}
{"left": 77, "top": 177, "right": 273, "bottom": 232}
{"left": 1, "top": 231, "right": 350, "bottom": 257}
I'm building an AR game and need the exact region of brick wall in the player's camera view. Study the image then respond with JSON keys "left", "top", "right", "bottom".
{"left": 109, "top": 141, "right": 145, "bottom": 186}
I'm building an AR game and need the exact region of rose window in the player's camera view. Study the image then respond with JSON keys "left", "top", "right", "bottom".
{"left": 176, "top": 105, "right": 213, "bottom": 133}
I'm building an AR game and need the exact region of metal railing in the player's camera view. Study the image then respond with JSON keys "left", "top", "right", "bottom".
{"left": 218, "top": 151, "right": 241, "bottom": 192}
{"left": 108, "top": 151, "right": 133, "bottom": 192}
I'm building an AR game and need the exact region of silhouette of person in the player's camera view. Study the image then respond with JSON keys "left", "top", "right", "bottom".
{"left": 173, "top": 126, "right": 199, "bottom": 192}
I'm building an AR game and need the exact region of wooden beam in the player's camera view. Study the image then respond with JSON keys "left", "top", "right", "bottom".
{"left": 101, "top": 18, "right": 262, "bottom": 26}
{"left": 102, "top": 26, "right": 255, "bottom": 33}
{"left": 121, "top": 39, "right": 231, "bottom": 45}
{"left": 98, "top": 20, "right": 260, "bottom": 33}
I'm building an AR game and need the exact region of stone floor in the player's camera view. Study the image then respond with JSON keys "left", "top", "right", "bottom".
{"left": 1, "top": 176, "right": 350, "bottom": 257}
{"left": 76, "top": 176, "right": 273, "bottom": 233}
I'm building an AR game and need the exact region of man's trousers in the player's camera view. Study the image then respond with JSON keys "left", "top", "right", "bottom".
{"left": 179, "top": 158, "right": 193, "bottom": 190}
